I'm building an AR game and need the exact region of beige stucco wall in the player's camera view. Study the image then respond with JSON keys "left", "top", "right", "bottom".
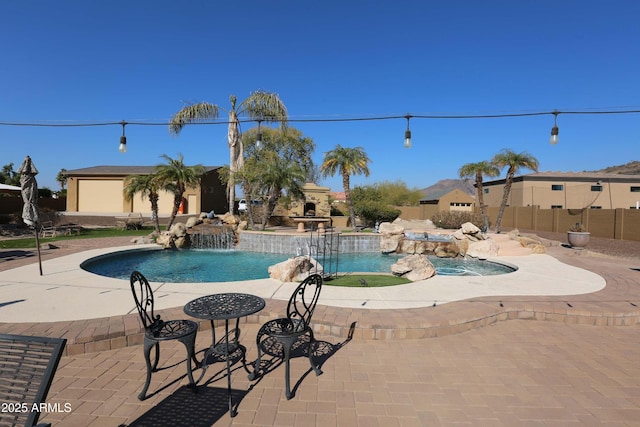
{"left": 77, "top": 180, "right": 124, "bottom": 212}
{"left": 484, "top": 180, "right": 640, "bottom": 210}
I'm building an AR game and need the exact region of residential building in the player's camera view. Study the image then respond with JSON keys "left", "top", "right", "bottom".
{"left": 64, "top": 166, "right": 226, "bottom": 215}
{"left": 482, "top": 172, "right": 640, "bottom": 210}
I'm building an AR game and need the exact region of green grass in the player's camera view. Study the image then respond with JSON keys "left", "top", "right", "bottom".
{"left": 324, "top": 274, "right": 410, "bottom": 287}
{"left": 0, "top": 227, "right": 155, "bottom": 249}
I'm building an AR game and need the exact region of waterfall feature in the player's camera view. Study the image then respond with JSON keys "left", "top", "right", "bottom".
{"left": 189, "top": 224, "right": 235, "bottom": 249}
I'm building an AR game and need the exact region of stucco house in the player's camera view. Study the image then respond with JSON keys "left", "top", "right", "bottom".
{"left": 64, "top": 166, "right": 227, "bottom": 215}
{"left": 481, "top": 172, "right": 640, "bottom": 210}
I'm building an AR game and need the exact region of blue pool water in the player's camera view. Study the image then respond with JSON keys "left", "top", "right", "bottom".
{"left": 81, "top": 249, "right": 516, "bottom": 282}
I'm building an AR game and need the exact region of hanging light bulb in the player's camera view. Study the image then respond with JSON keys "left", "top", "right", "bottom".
{"left": 549, "top": 111, "right": 559, "bottom": 145}
{"left": 119, "top": 121, "right": 127, "bottom": 153}
{"left": 404, "top": 115, "right": 412, "bottom": 148}
{"left": 256, "top": 120, "right": 263, "bottom": 150}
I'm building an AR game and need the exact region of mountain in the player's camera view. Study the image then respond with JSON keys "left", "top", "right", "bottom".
{"left": 419, "top": 179, "right": 475, "bottom": 200}
{"left": 589, "top": 160, "right": 640, "bottom": 175}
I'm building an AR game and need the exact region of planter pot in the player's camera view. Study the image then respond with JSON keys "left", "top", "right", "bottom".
{"left": 567, "top": 231, "right": 590, "bottom": 249}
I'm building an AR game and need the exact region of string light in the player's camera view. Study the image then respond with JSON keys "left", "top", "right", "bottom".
{"left": 404, "top": 115, "right": 412, "bottom": 148}
{"left": 119, "top": 121, "right": 127, "bottom": 153}
{"left": 2, "top": 107, "right": 640, "bottom": 151}
{"left": 549, "top": 110, "right": 559, "bottom": 145}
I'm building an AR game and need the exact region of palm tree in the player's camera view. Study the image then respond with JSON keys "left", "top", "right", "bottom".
{"left": 168, "top": 91, "right": 288, "bottom": 214}
{"left": 491, "top": 149, "right": 540, "bottom": 233}
{"left": 56, "top": 168, "right": 68, "bottom": 190}
{"left": 123, "top": 173, "right": 162, "bottom": 234}
{"left": 155, "top": 154, "right": 206, "bottom": 230}
{"left": 320, "top": 145, "right": 371, "bottom": 231}
{"left": 458, "top": 161, "right": 500, "bottom": 232}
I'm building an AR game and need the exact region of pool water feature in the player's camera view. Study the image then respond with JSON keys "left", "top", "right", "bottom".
{"left": 82, "top": 249, "right": 516, "bottom": 283}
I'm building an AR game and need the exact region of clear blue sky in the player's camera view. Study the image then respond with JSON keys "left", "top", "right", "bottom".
{"left": 1, "top": 1, "right": 639, "bottom": 192}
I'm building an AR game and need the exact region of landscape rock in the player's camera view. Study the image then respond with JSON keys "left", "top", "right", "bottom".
{"left": 268, "top": 256, "right": 323, "bottom": 282}
{"left": 466, "top": 239, "right": 500, "bottom": 259}
{"left": 391, "top": 254, "right": 436, "bottom": 281}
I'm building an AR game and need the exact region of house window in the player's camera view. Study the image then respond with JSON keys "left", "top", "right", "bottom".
{"left": 631, "top": 186, "right": 640, "bottom": 192}
{"left": 483, "top": 188, "right": 489, "bottom": 194}
{"left": 551, "top": 205, "right": 563, "bottom": 209}
{"left": 590, "top": 206, "right": 602, "bottom": 209}
{"left": 551, "top": 184, "right": 563, "bottom": 191}
{"left": 591, "top": 185, "right": 603, "bottom": 192}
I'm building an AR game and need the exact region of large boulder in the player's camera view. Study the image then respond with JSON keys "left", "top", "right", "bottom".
{"left": 185, "top": 216, "right": 201, "bottom": 229}
{"left": 466, "top": 239, "right": 500, "bottom": 259}
{"left": 381, "top": 234, "right": 404, "bottom": 253}
{"left": 268, "top": 256, "right": 323, "bottom": 282}
{"left": 391, "top": 254, "right": 436, "bottom": 281}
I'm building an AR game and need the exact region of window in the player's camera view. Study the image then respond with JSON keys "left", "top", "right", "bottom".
{"left": 551, "top": 184, "right": 563, "bottom": 191}
{"left": 631, "top": 186, "right": 640, "bottom": 192}
{"left": 483, "top": 188, "right": 489, "bottom": 194}
{"left": 591, "top": 185, "right": 603, "bottom": 192}
{"left": 551, "top": 205, "right": 563, "bottom": 209}
{"left": 590, "top": 206, "right": 602, "bottom": 209}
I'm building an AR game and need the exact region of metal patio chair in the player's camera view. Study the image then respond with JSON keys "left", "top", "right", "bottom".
{"left": 130, "top": 270, "right": 199, "bottom": 400}
{"left": 249, "top": 273, "right": 323, "bottom": 399}
{"left": 0, "top": 333, "right": 67, "bottom": 427}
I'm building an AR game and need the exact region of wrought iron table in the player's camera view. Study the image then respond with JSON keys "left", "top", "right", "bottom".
{"left": 184, "top": 293, "right": 265, "bottom": 417}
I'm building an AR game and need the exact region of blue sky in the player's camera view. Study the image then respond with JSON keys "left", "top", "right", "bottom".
{"left": 1, "top": 1, "right": 639, "bottom": 193}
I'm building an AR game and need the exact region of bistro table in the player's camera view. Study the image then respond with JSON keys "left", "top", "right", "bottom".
{"left": 184, "top": 293, "right": 265, "bottom": 417}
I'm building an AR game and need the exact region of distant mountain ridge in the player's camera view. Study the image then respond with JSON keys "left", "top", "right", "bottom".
{"left": 419, "top": 161, "right": 640, "bottom": 200}
{"left": 588, "top": 160, "right": 640, "bottom": 175}
{"left": 419, "top": 179, "right": 475, "bottom": 200}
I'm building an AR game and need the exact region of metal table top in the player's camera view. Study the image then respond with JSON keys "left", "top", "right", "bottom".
{"left": 183, "top": 293, "right": 265, "bottom": 321}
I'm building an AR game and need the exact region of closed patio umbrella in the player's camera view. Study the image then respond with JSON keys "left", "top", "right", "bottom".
{"left": 18, "top": 155, "right": 42, "bottom": 275}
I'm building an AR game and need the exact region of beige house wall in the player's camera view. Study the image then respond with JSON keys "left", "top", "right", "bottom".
{"left": 484, "top": 179, "right": 640, "bottom": 210}
{"left": 77, "top": 180, "right": 124, "bottom": 213}
{"left": 65, "top": 167, "right": 226, "bottom": 215}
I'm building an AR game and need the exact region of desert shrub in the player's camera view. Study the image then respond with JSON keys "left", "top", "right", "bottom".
{"left": 431, "top": 210, "right": 483, "bottom": 229}
{"left": 354, "top": 201, "right": 401, "bottom": 227}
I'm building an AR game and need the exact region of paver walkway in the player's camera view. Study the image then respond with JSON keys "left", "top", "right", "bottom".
{"left": 1, "top": 234, "right": 640, "bottom": 425}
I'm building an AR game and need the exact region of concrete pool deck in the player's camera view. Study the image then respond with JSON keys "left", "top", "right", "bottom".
{"left": 0, "top": 236, "right": 605, "bottom": 323}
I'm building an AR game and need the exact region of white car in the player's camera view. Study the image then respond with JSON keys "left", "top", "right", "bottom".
{"left": 238, "top": 199, "right": 248, "bottom": 213}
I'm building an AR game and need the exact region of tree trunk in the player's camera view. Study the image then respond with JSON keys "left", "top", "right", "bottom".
{"left": 476, "top": 173, "right": 488, "bottom": 232}
{"left": 342, "top": 173, "right": 356, "bottom": 231}
{"left": 494, "top": 169, "right": 515, "bottom": 233}
{"left": 227, "top": 112, "right": 240, "bottom": 214}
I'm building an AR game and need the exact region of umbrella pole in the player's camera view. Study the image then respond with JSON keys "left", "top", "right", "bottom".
{"left": 34, "top": 228, "right": 43, "bottom": 276}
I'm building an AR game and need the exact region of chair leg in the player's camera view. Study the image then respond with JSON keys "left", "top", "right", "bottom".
{"left": 281, "top": 336, "right": 297, "bottom": 400}
{"left": 248, "top": 332, "right": 263, "bottom": 381}
{"left": 307, "top": 330, "right": 323, "bottom": 376}
{"left": 138, "top": 338, "right": 157, "bottom": 400}
{"left": 178, "top": 332, "right": 198, "bottom": 389}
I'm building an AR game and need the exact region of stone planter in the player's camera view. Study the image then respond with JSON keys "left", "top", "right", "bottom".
{"left": 567, "top": 231, "right": 590, "bottom": 249}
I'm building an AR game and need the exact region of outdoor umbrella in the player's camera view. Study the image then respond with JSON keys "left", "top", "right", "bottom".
{"left": 18, "top": 155, "right": 42, "bottom": 275}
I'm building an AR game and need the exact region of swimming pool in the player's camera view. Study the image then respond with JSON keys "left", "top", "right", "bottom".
{"left": 81, "top": 249, "right": 516, "bottom": 282}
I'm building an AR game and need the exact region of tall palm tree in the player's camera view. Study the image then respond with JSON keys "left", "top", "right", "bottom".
{"left": 123, "top": 174, "right": 162, "bottom": 234}
{"left": 491, "top": 149, "right": 540, "bottom": 233}
{"left": 155, "top": 154, "right": 206, "bottom": 230}
{"left": 320, "top": 145, "right": 371, "bottom": 231}
{"left": 168, "top": 91, "right": 288, "bottom": 214}
{"left": 458, "top": 161, "right": 500, "bottom": 232}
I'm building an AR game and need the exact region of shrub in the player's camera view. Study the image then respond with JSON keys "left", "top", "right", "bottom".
{"left": 354, "top": 201, "right": 401, "bottom": 227}
{"left": 431, "top": 210, "right": 483, "bottom": 229}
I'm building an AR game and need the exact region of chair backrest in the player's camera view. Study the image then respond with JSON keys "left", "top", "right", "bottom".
{"left": 130, "top": 271, "right": 162, "bottom": 333}
{"left": 0, "top": 333, "right": 66, "bottom": 427}
{"left": 286, "top": 273, "right": 323, "bottom": 329}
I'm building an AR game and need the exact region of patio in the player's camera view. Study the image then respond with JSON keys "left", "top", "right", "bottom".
{"left": 1, "top": 234, "right": 640, "bottom": 424}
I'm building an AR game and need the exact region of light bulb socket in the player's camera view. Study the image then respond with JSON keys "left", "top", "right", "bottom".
{"left": 549, "top": 125, "right": 559, "bottom": 145}
{"left": 404, "top": 129, "right": 412, "bottom": 148}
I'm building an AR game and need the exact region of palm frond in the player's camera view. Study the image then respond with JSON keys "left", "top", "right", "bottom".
{"left": 168, "top": 102, "right": 219, "bottom": 135}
